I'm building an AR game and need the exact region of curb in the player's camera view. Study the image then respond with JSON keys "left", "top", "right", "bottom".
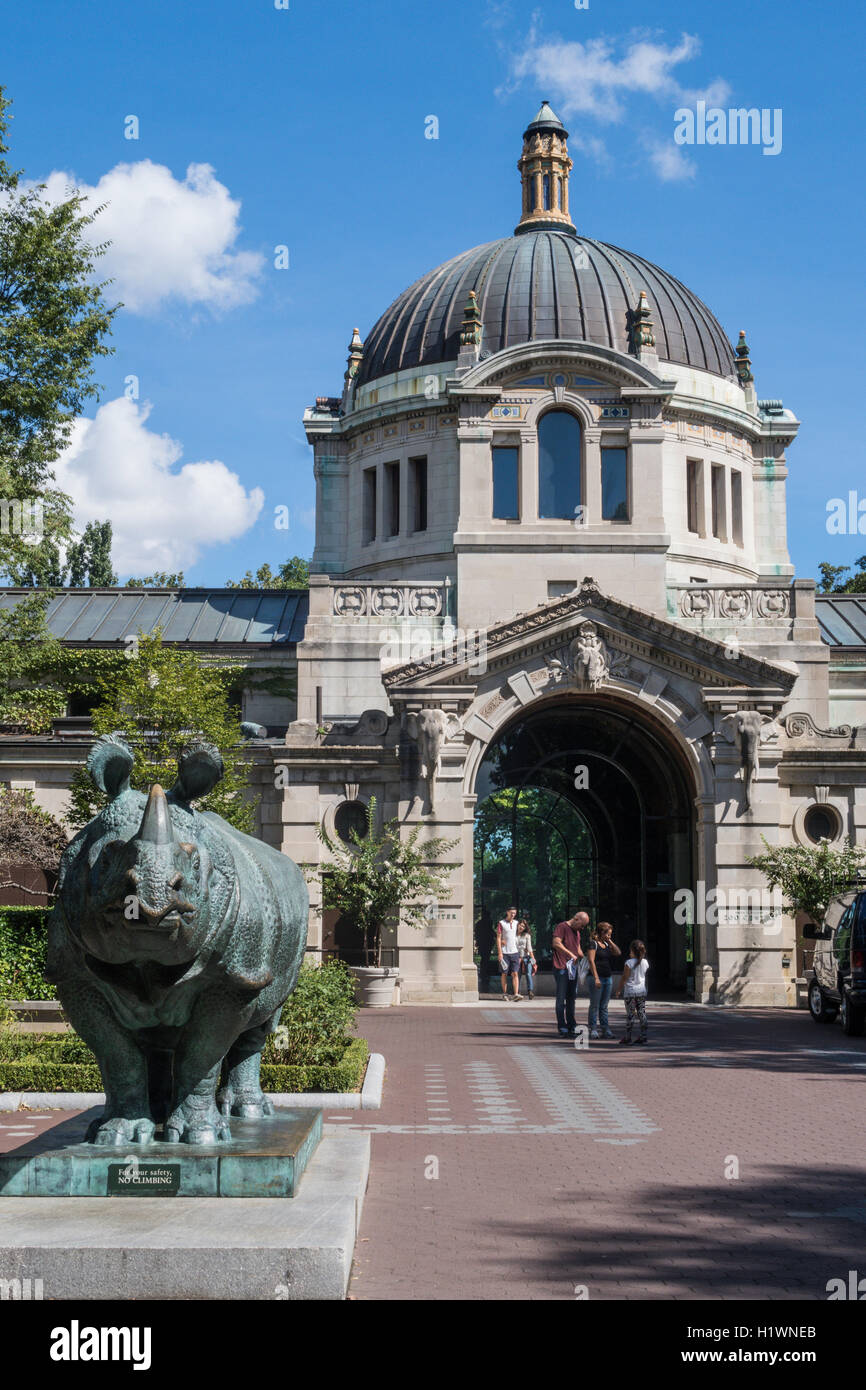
{"left": 0, "top": 1054, "right": 386, "bottom": 1115}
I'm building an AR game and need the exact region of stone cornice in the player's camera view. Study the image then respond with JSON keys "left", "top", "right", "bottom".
{"left": 382, "top": 577, "right": 798, "bottom": 693}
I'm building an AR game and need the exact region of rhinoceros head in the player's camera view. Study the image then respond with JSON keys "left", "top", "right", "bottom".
{"left": 75, "top": 736, "right": 224, "bottom": 967}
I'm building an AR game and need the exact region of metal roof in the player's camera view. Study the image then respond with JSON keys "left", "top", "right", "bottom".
{"left": 356, "top": 230, "right": 735, "bottom": 385}
{"left": 0, "top": 588, "right": 309, "bottom": 646}
{"left": 816, "top": 594, "right": 866, "bottom": 648}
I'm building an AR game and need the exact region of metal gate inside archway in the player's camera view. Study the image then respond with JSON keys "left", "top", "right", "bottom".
{"left": 472, "top": 698, "right": 695, "bottom": 991}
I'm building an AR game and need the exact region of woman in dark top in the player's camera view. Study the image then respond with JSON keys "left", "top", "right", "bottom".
{"left": 585, "top": 921, "right": 621, "bottom": 1039}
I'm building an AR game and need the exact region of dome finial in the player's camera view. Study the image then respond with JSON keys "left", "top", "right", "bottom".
{"left": 345, "top": 326, "right": 364, "bottom": 383}
{"left": 735, "top": 330, "right": 753, "bottom": 384}
{"left": 630, "top": 290, "right": 656, "bottom": 352}
{"left": 515, "top": 102, "right": 576, "bottom": 237}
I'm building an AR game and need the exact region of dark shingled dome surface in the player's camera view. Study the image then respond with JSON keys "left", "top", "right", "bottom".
{"left": 357, "top": 230, "right": 734, "bottom": 385}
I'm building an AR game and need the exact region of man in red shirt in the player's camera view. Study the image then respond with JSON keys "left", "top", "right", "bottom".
{"left": 552, "top": 911, "right": 588, "bottom": 1036}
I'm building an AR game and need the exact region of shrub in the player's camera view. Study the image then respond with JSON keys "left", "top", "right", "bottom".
{"left": 0, "top": 1035, "right": 369, "bottom": 1094}
{"left": 0, "top": 906, "right": 55, "bottom": 1000}
{"left": 267, "top": 958, "right": 357, "bottom": 1067}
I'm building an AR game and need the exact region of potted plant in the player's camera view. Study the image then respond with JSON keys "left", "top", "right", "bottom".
{"left": 313, "top": 798, "right": 458, "bottom": 1006}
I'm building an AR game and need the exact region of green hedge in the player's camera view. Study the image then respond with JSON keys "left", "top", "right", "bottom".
{"left": 0, "top": 1037, "right": 369, "bottom": 1094}
{"left": 0, "top": 907, "right": 55, "bottom": 1001}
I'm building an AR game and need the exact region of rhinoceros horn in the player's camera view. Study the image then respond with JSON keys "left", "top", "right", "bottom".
{"left": 136, "top": 784, "right": 175, "bottom": 845}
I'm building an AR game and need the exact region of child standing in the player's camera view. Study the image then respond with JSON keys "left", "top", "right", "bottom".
{"left": 615, "top": 939, "right": 650, "bottom": 1045}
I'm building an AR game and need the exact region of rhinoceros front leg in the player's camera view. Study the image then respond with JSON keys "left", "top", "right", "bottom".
{"left": 217, "top": 1011, "right": 280, "bottom": 1119}
{"left": 59, "top": 978, "right": 155, "bottom": 1146}
{"left": 164, "top": 990, "right": 248, "bottom": 1144}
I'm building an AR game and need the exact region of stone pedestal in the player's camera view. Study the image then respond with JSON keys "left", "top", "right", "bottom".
{"left": 0, "top": 1108, "right": 322, "bottom": 1199}
{"left": 0, "top": 1128, "right": 369, "bottom": 1299}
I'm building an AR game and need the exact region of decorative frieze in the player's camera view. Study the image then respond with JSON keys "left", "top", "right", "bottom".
{"left": 331, "top": 581, "right": 448, "bottom": 620}
{"left": 675, "top": 586, "right": 791, "bottom": 622}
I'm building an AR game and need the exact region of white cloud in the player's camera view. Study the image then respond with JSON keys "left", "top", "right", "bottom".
{"left": 645, "top": 140, "right": 696, "bottom": 182}
{"left": 36, "top": 160, "right": 264, "bottom": 313}
{"left": 507, "top": 31, "right": 729, "bottom": 124}
{"left": 502, "top": 28, "right": 731, "bottom": 179}
{"left": 54, "top": 397, "right": 265, "bottom": 575}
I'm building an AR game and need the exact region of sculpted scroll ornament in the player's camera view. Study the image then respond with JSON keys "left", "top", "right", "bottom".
{"left": 719, "top": 590, "right": 751, "bottom": 621}
{"left": 782, "top": 713, "right": 853, "bottom": 741}
{"left": 681, "top": 589, "right": 713, "bottom": 619}
{"left": 334, "top": 587, "right": 366, "bottom": 616}
{"left": 756, "top": 589, "right": 789, "bottom": 619}
{"left": 408, "top": 588, "right": 443, "bottom": 617}
{"left": 371, "top": 587, "right": 404, "bottom": 617}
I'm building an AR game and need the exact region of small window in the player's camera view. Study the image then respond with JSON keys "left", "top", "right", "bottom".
{"left": 363, "top": 467, "right": 377, "bottom": 544}
{"left": 601, "top": 448, "right": 629, "bottom": 521}
{"left": 538, "top": 410, "right": 581, "bottom": 520}
{"left": 730, "top": 470, "right": 743, "bottom": 547}
{"left": 493, "top": 445, "right": 519, "bottom": 520}
{"left": 687, "top": 459, "right": 703, "bottom": 535}
{"left": 542, "top": 173, "right": 551, "bottom": 211}
{"left": 711, "top": 464, "right": 726, "bottom": 541}
{"left": 410, "top": 457, "right": 427, "bottom": 532}
{"left": 335, "top": 800, "right": 369, "bottom": 846}
{"left": 804, "top": 804, "right": 840, "bottom": 844}
{"left": 385, "top": 462, "right": 400, "bottom": 538}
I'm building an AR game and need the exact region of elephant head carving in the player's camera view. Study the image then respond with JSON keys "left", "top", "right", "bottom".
{"left": 404, "top": 709, "right": 461, "bottom": 814}
{"left": 720, "top": 710, "right": 778, "bottom": 813}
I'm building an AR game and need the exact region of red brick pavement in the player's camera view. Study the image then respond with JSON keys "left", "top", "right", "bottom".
{"left": 2, "top": 1001, "right": 863, "bottom": 1301}
{"left": 335, "top": 1000, "right": 866, "bottom": 1301}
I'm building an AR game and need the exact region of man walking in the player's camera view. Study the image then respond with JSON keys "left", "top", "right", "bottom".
{"left": 552, "top": 911, "right": 588, "bottom": 1036}
{"left": 497, "top": 906, "right": 522, "bottom": 1001}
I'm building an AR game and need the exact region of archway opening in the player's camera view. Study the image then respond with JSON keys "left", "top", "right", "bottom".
{"left": 473, "top": 697, "right": 696, "bottom": 992}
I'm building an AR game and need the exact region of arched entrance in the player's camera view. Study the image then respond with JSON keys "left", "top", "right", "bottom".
{"left": 473, "top": 695, "right": 696, "bottom": 991}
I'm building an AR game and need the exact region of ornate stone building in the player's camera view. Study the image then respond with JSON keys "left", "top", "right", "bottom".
{"left": 2, "top": 105, "right": 864, "bottom": 1007}
{"left": 288, "top": 103, "right": 866, "bottom": 1005}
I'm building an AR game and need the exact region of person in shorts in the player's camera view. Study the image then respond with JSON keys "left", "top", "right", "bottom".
{"left": 497, "top": 906, "right": 522, "bottom": 1001}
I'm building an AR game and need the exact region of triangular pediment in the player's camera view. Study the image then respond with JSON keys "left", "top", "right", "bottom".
{"left": 382, "top": 577, "right": 797, "bottom": 700}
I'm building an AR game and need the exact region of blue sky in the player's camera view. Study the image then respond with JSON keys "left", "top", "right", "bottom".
{"left": 2, "top": 0, "right": 864, "bottom": 585}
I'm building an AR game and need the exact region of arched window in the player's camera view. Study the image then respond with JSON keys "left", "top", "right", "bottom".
{"left": 538, "top": 410, "right": 581, "bottom": 519}
{"left": 542, "top": 173, "right": 551, "bottom": 211}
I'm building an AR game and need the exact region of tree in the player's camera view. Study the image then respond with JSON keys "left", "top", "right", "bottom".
{"left": 126, "top": 571, "right": 185, "bottom": 589}
{"left": 0, "top": 589, "right": 65, "bottom": 732}
{"left": 312, "top": 798, "right": 458, "bottom": 966}
{"left": 0, "top": 88, "right": 117, "bottom": 578}
{"left": 68, "top": 630, "right": 254, "bottom": 832}
{"left": 817, "top": 557, "right": 866, "bottom": 594}
{"left": 66, "top": 520, "right": 116, "bottom": 586}
{"left": 0, "top": 785, "right": 68, "bottom": 895}
{"left": 748, "top": 837, "right": 866, "bottom": 927}
{"left": 226, "top": 557, "right": 309, "bottom": 590}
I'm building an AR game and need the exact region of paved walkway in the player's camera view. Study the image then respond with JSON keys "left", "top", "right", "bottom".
{"left": 336, "top": 1000, "right": 866, "bottom": 1300}
{"left": 2, "top": 1000, "right": 863, "bottom": 1301}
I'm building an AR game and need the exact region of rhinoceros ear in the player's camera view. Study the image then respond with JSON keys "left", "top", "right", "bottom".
{"left": 87, "top": 734, "right": 134, "bottom": 799}
{"left": 170, "top": 740, "right": 224, "bottom": 803}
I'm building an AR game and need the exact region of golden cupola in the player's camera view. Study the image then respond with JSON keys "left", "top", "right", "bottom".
{"left": 515, "top": 101, "right": 576, "bottom": 237}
